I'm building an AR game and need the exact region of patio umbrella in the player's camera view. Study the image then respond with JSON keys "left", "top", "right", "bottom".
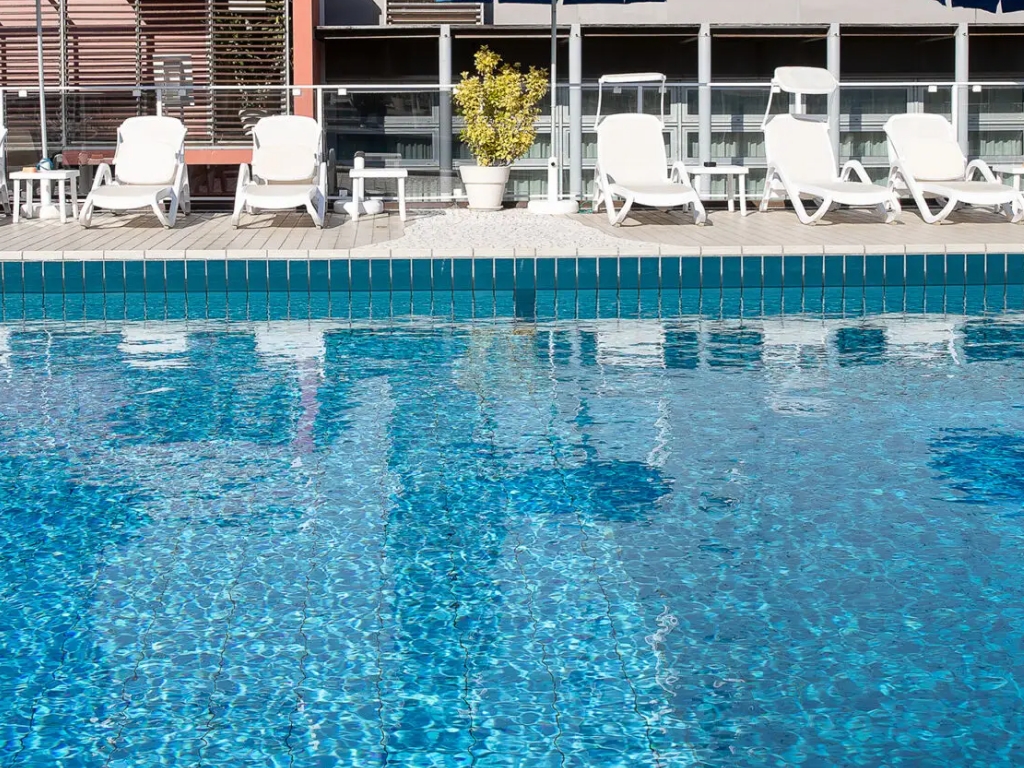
{"left": 445, "top": 0, "right": 666, "bottom": 210}
{"left": 939, "top": 0, "right": 1024, "bottom": 10}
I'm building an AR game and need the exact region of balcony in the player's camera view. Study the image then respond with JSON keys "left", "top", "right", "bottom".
{"left": 386, "top": 0, "right": 484, "bottom": 25}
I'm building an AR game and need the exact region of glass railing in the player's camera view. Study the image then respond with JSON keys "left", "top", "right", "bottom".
{"left": 1, "top": 80, "right": 1020, "bottom": 203}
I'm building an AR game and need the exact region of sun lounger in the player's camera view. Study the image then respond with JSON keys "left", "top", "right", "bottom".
{"left": 593, "top": 113, "right": 706, "bottom": 226}
{"left": 760, "top": 67, "right": 900, "bottom": 224}
{"left": 885, "top": 113, "right": 1024, "bottom": 224}
{"left": 0, "top": 128, "right": 11, "bottom": 217}
{"left": 79, "top": 116, "right": 190, "bottom": 228}
{"left": 232, "top": 115, "right": 327, "bottom": 229}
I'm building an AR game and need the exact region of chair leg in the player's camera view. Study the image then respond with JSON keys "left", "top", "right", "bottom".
{"left": 691, "top": 198, "right": 707, "bottom": 226}
{"left": 611, "top": 195, "right": 633, "bottom": 227}
{"left": 180, "top": 180, "right": 191, "bottom": 216}
{"left": 0, "top": 186, "right": 9, "bottom": 216}
{"left": 307, "top": 192, "right": 325, "bottom": 229}
{"left": 231, "top": 192, "right": 246, "bottom": 228}
{"left": 153, "top": 196, "right": 173, "bottom": 228}
{"left": 790, "top": 195, "right": 829, "bottom": 225}
{"left": 79, "top": 196, "right": 94, "bottom": 228}
{"left": 914, "top": 191, "right": 956, "bottom": 224}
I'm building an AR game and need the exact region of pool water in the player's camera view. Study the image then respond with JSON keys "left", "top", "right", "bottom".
{"left": 2, "top": 305, "right": 1024, "bottom": 766}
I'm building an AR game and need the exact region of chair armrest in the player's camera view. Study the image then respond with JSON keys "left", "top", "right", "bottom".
{"left": 670, "top": 162, "right": 693, "bottom": 187}
{"left": 840, "top": 160, "right": 872, "bottom": 184}
{"left": 966, "top": 159, "right": 997, "bottom": 183}
{"left": 89, "top": 163, "right": 113, "bottom": 193}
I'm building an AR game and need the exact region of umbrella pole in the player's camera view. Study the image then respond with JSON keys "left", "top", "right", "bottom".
{"left": 36, "top": 0, "right": 48, "bottom": 159}
{"left": 528, "top": 0, "right": 578, "bottom": 214}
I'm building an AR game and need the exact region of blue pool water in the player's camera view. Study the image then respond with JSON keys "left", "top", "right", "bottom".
{"left": 3, "top": 298, "right": 1024, "bottom": 766}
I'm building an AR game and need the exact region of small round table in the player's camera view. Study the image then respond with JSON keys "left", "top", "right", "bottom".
{"left": 992, "top": 164, "right": 1024, "bottom": 192}
{"left": 10, "top": 169, "right": 81, "bottom": 224}
{"left": 683, "top": 164, "right": 750, "bottom": 215}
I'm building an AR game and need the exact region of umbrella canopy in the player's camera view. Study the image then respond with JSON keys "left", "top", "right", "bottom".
{"left": 939, "top": 0, "right": 1024, "bottom": 10}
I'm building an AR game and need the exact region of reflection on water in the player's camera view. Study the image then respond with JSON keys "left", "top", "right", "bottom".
{"left": 1, "top": 311, "right": 1024, "bottom": 766}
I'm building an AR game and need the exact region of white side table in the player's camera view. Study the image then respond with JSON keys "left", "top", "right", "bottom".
{"left": 348, "top": 167, "right": 408, "bottom": 222}
{"left": 683, "top": 164, "right": 750, "bottom": 215}
{"left": 993, "top": 164, "right": 1024, "bottom": 191}
{"left": 10, "top": 169, "right": 81, "bottom": 224}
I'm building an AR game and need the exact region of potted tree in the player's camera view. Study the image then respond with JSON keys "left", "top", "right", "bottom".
{"left": 453, "top": 47, "right": 548, "bottom": 210}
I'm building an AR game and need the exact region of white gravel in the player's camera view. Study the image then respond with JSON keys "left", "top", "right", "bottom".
{"left": 357, "top": 209, "right": 649, "bottom": 251}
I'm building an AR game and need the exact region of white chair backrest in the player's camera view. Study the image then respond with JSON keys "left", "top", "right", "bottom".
{"left": 763, "top": 115, "right": 837, "bottom": 184}
{"left": 597, "top": 113, "right": 668, "bottom": 188}
{"left": 251, "top": 115, "right": 322, "bottom": 183}
{"left": 113, "top": 116, "right": 186, "bottom": 186}
{"left": 884, "top": 113, "right": 966, "bottom": 182}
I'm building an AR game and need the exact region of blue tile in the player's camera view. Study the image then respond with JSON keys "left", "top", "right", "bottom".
{"left": 925, "top": 254, "right": 945, "bottom": 286}
{"left": 639, "top": 257, "right": 660, "bottom": 290}
{"left": 23, "top": 262, "right": 43, "bottom": 294}
{"left": 844, "top": 255, "right": 864, "bottom": 287}
{"left": 433, "top": 258, "right": 453, "bottom": 291}
{"left": 1008, "top": 253, "right": 1024, "bottom": 285}
{"left": 413, "top": 259, "right": 434, "bottom": 291}
{"left": 681, "top": 257, "right": 701, "bottom": 289}
{"left": 244, "top": 260, "right": 266, "bottom": 293}
{"left": 515, "top": 258, "right": 535, "bottom": 290}
{"left": 267, "top": 260, "right": 289, "bottom": 293}
{"left": 883, "top": 255, "right": 904, "bottom": 287}
{"left": 102, "top": 262, "right": 124, "bottom": 294}
{"left": 762, "top": 256, "right": 782, "bottom": 288}
{"left": 824, "top": 255, "right": 843, "bottom": 287}
{"left": 335, "top": 260, "right": 357, "bottom": 292}
{"left": 144, "top": 261, "right": 166, "bottom": 293}
{"left": 660, "top": 258, "right": 681, "bottom": 290}
{"left": 473, "top": 259, "right": 493, "bottom": 292}
{"left": 307, "top": 260, "right": 328, "bottom": 292}
{"left": 453, "top": 259, "right": 474, "bottom": 291}
{"left": 185, "top": 261, "right": 206, "bottom": 293}
{"left": 701, "top": 256, "right": 722, "bottom": 289}
{"left": 556, "top": 258, "right": 577, "bottom": 291}
{"left": 227, "top": 260, "right": 247, "bottom": 291}
{"left": 206, "top": 260, "right": 227, "bottom": 292}
{"left": 986, "top": 253, "right": 1006, "bottom": 285}
{"left": 865, "top": 255, "right": 885, "bottom": 286}
{"left": 598, "top": 258, "right": 618, "bottom": 291}
{"left": 536, "top": 258, "right": 556, "bottom": 291}
{"left": 946, "top": 253, "right": 965, "bottom": 285}
{"left": 965, "top": 253, "right": 986, "bottom": 285}
{"left": 391, "top": 259, "right": 412, "bottom": 292}
{"left": 165, "top": 261, "right": 186, "bottom": 293}
{"left": 905, "top": 254, "right": 925, "bottom": 286}
{"left": 3, "top": 262, "right": 24, "bottom": 293}
{"left": 370, "top": 259, "right": 391, "bottom": 292}
{"left": 63, "top": 262, "right": 85, "bottom": 293}
{"left": 741, "top": 256, "right": 761, "bottom": 289}
{"left": 619, "top": 257, "right": 640, "bottom": 290}
{"left": 783, "top": 256, "right": 803, "bottom": 288}
{"left": 288, "top": 260, "right": 307, "bottom": 292}
{"left": 576, "top": 258, "right": 597, "bottom": 290}
{"left": 42, "top": 262, "right": 63, "bottom": 294}
{"left": 84, "top": 261, "right": 104, "bottom": 293}
{"left": 722, "top": 256, "right": 742, "bottom": 288}
{"left": 803, "top": 256, "right": 823, "bottom": 288}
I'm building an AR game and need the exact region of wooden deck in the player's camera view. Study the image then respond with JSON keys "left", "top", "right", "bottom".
{"left": 2, "top": 205, "right": 1024, "bottom": 258}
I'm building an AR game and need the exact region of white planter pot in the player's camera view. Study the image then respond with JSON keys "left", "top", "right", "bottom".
{"left": 459, "top": 164, "right": 510, "bottom": 210}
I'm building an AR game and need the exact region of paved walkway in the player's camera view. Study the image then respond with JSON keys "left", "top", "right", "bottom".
{"left": 2, "top": 205, "right": 1023, "bottom": 259}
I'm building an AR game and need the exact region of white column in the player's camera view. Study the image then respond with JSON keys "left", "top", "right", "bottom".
{"left": 697, "top": 23, "right": 712, "bottom": 198}
{"left": 439, "top": 25, "right": 453, "bottom": 199}
{"left": 955, "top": 22, "right": 969, "bottom": 157}
{"left": 827, "top": 23, "right": 841, "bottom": 164}
{"left": 569, "top": 24, "right": 582, "bottom": 201}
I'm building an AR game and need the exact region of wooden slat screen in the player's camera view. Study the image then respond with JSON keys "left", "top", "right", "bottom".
{"left": 386, "top": 1, "right": 484, "bottom": 26}
{"left": 0, "top": 0, "right": 287, "bottom": 156}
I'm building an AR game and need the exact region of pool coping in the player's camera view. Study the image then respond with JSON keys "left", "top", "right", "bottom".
{"left": 0, "top": 242, "right": 1021, "bottom": 261}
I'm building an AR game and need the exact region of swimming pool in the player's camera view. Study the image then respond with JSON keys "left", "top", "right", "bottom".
{"left": 2, "top": 294, "right": 1024, "bottom": 766}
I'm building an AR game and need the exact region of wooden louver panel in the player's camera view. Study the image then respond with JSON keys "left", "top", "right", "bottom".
{"left": 386, "top": 0, "right": 484, "bottom": 26}
{"left": 0, "top": 0, "right": 287, "bottom": 154}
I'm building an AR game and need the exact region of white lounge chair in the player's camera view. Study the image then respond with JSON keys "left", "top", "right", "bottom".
{"left": 232, "top": 115, "right": 327, "bottom": 229}
{"left": 760, "top": 67, "right": 899, "bottom": 224}
{"left": 761, "top": 115, "right": 901, "bottom": 224}
{"left": 0, "top": 127, "right": 10, "bottom": 217}
{"left": 885, "top": 113, "right": 1024, "bottom": 224}
{"left": 79, "top": 116, "right": 190, "bottom": 228}
{"left": 593, "top": 113, "right": 706, "bottom": 226}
